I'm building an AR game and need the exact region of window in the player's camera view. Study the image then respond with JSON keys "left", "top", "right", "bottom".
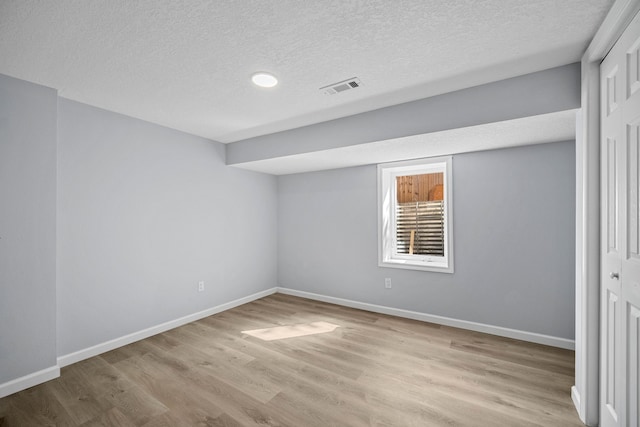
{"left": 378, "top": 156, "right": 453, "bottom": 273}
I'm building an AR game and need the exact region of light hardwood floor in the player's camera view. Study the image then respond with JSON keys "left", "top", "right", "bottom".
{"left": 0, "top": 293, "right": 583, "bottom": 426}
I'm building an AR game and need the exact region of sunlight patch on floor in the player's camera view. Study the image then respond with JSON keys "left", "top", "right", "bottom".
{"left": 242, "top": 321, "right": 340, "bottom": 341}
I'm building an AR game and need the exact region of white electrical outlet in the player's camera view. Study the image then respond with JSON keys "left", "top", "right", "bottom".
{"left": 198, "top": 281, "right": 205, "bottom": 292}
{"left": 385, "top": 278, "right": 392, "bottom": 289}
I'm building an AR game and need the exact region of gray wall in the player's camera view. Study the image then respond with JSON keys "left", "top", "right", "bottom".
{"left": 0, "top": 74, "right": 58, "bottom": 383}
{"left": 278, "top": 141, "right": 576, "bottom": 339}
{"left": 56, "top": 99, "right": 278, "bottom": 356}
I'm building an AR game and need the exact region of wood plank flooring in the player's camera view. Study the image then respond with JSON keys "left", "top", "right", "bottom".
{"left": 0, "top": 294, "right": 583, "bottom": 426}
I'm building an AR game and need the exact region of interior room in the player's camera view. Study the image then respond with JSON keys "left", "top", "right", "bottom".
{"left": 1, "top": 1, "right": 639, "bottom": 426}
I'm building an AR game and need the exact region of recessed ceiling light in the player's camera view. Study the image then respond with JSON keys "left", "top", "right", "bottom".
{"left": 251, "top": 72, "right": 278, "bottom": 88}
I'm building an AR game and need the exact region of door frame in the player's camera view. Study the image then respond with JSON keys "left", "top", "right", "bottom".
{"left": 575, "top": 0, "right": 640, "bottom": 425}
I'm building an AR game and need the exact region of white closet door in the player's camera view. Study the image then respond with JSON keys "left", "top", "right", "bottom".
{"left": 600, "top": 10, "right": 640, "bottom": 427}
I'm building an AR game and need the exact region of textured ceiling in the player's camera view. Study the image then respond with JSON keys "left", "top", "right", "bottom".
{"left": 0, "top": 0, "right": 612, "bottom": 144}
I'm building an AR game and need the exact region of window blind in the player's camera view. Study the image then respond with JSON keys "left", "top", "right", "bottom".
{"left": 396, "top": 200, "right": 445, "bottom": 256}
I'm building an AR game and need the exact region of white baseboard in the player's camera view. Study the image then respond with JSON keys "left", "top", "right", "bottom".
{"left": 0, "top": 365, "right": 60, "bottom": 399}
{"left": 57, "top": 287, "right": 278, "bottom": 367}
{"left": 276, "top": 287, "right": 575, "bottom": 350}
{"left": 571, "top": 385, "right": 582, "bottom": 418}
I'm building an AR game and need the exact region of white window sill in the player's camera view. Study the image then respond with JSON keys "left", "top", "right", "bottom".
{"left": 379, "top": 258, "right": 454, "bottom": 274}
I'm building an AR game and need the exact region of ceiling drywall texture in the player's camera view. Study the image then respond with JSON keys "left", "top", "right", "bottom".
{"left": 0, "top": 0, "right": 612, "bottom": 144}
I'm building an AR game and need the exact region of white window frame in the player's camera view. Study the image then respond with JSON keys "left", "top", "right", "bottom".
{"left": 377, "top": 156, "right": 454, "bottom": 273}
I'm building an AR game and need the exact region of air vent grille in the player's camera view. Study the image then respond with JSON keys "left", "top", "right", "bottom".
{"left": 320, "top": 77, "right": 362, "bottom": 95}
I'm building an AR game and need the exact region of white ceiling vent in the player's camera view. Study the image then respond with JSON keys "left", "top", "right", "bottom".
{"left": 320, "top": 77, "right": 362, "bottom": 95}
